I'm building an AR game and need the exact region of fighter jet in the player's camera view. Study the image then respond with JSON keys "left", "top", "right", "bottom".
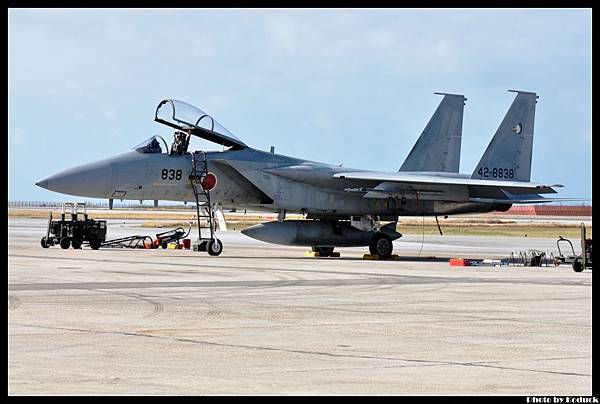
{"left": 36, "top": 90, "right": 573, "bottom": 257}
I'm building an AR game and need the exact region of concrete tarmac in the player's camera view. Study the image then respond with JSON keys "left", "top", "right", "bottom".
{"left": 8, "top": 218, "right": 592, "bottom": 395}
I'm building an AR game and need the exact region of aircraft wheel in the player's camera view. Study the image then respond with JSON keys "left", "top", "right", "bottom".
{"left": 161, "top": 241, "right": 169, "bottom": 249}
{"left": 312, "top": 246, "right": 334, "bottom": 257}
{"left": 40, "top": 237, "right": 50, "bottom": 248}
{"left": 207, "top": 239, "right": 223, "bottom": 256}
{"left": 572, "top": 258, "right": 584, "bottom": 272}
{"left": 369, "top": 233, "right": 393, "bottom": 258}
{"left": 59, "top": 237, "right": 71, "bottom": 249}
{"left": 71, "top": 240, "right": 82, "bottom": 249}
{"left": 89, "top": 239, "right": 102, "bottom": 250}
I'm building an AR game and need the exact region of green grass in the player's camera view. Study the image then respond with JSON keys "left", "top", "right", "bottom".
{"left": 140, "top": 221, "right": 196, "bottom": 228}
{"left": 10, "top": 208, "right": 590, "bottom": 238}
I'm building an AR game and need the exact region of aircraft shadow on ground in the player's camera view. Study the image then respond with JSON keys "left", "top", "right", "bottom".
{"left": 192, "top": 255, "right": 451, "bottom": 263}
{"left": 85, "top": 248, "right": 451, "bottom": 262}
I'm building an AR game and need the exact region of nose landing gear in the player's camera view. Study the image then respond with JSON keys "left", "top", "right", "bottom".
{"left": 207, "top": 239, "right": 223, "bottom": 256}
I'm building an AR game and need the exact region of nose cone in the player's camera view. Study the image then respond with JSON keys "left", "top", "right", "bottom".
{"left": 35, "top": 180, "right": 49, "bottom": 189}
{"left": 36, "top": 159, "right": 112, "bottom": 198}
{"left": 240, "top": 223, "right": 267, "bottom": 240}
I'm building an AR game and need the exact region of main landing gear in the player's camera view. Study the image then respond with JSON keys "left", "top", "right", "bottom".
{"left": 351, "top": 215, "right": 395, "bottom": 259}
{"left": 369, "top": 232, "right": 393, "bottom": 259}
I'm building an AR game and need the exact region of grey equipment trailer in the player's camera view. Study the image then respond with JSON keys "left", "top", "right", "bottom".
{"left": 572, "top": 223, "right": 592, "bottom": 272}
{"left": 40, "top": 202, "right": 107, "bottom": 250}
{"left": 553, "top": 223, "right": 592, "bottom": 272}
{"left": 555, "top": 236, "right": 578, "bottom": 265}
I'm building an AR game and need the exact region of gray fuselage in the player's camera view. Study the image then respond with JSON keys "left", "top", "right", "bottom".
{"left": 38, "top": 146, "right": 505, "bottom": 218}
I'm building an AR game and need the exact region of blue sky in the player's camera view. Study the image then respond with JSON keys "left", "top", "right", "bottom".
{"left": 8, "top": 8, "right": 592, "bottom": 203}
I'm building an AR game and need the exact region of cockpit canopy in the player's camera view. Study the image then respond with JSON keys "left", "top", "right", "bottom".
{"left": 154, "top": 99, "right": 246, "bottom": 150}
{"left": 133, "top": 135, "right": 169, "bottom": 154}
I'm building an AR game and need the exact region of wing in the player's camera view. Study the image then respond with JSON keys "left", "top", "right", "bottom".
{"left": 333, "top": 171, "right": 566, "bottom": 203}
{"left": 335, "top": 171, "right": 560, "bottom": 190}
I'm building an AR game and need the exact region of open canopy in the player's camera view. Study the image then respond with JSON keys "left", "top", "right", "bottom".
{"left": 155, "top": 99, "right": 247, "bottom": 150}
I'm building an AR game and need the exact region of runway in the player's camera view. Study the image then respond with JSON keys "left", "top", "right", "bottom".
{"left": 8, "top": 218, "right": 592, "bottom": 395}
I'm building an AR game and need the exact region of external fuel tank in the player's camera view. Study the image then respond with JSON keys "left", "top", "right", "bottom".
{"left": 241, "top": 220, "right": 402, "bottom": 247}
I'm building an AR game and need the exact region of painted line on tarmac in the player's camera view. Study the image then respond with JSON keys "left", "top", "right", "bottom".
{"left": 12, "top": 322, "right": 591, "bottom": 378}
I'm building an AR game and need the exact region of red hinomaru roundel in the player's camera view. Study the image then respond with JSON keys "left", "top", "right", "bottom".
{"left": 201, "top": 172, "right": 217, "bottom": 191}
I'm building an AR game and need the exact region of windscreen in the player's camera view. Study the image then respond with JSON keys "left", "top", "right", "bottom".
{"left": 132, "top": 136, "right": 167, "bottom": 153}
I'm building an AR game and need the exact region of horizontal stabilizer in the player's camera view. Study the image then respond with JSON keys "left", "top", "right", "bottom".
{"left": 469, "top": 189, "right": 591, "bottom": 204}
{"left": 469, "top": 196, "right": 590, "bottom": 204}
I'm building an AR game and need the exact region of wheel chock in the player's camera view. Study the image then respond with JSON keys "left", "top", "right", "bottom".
{"left": 362, "top": 254, "right": 400, "bottom": 260}
{"left": 304, "top": 251, "right": 341, "bottom": 257}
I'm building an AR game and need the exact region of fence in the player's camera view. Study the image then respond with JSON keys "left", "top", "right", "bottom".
{"left": 494, "top": 205, "right": 592, "bottom": 217}
{"left": 8, "top": 200, "right": 194, "bottom": 209}
{"left": 9, "top": 201, "right": 592, "bottom": 216}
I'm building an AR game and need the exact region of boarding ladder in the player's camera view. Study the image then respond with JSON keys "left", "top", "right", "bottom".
{"left": 189, "top": 151, "right": 216, "bottom": 244}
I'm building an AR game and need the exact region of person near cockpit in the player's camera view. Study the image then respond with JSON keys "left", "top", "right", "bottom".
{"left": 170, "top": 131, "right": 189, "bottom": 156}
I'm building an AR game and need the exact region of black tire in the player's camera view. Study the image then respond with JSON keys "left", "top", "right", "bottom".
{"left": 59, "top": 237, "right": 71, "bottom": 250}
{"left": 207, "top": 239, "right": 223, "bottom": 256}
{"left": 573, "top": 258, "right": 584, "bottom": 272}
{"left": 369, "top": 233, "right": 393, "bottom": 259}
{"left": 312, "top": 246, "right": 335, "bottom": 257}
{"left": 41, "top": 237, "right": 50, "bottom": 248}
{"left": 161, "top": 241, "right": 169, "bottom": 249}
{"left": 89, "top": 239, "right": 102, "bottom": 250}
{"left": 71, "top": 240, "right": 82, "bottom": 249}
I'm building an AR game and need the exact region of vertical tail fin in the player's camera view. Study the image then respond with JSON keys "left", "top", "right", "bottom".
{"left": 399, "top": 93, "right": 465, "bottom": 173}
{"left": 471, "top": 90, "right": 538, "bottom": 182}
